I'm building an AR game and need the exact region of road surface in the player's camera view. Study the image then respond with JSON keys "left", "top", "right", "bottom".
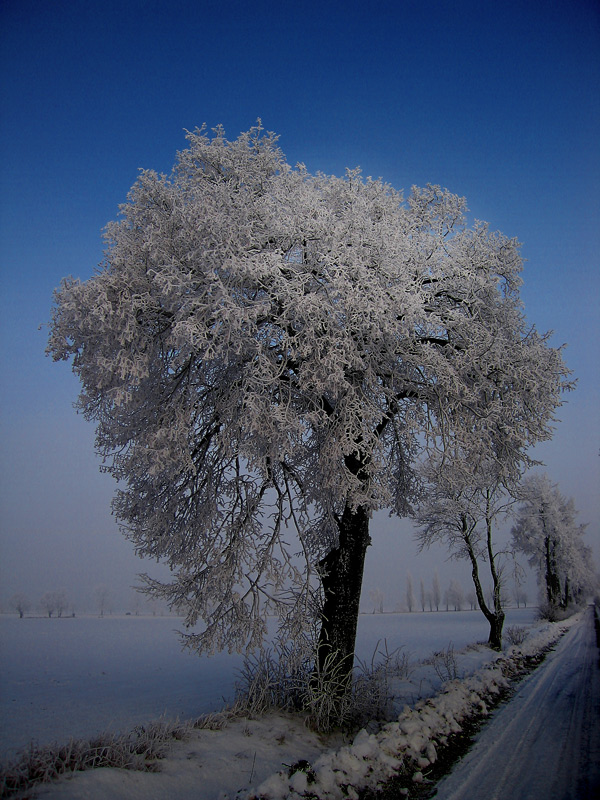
{"left": 433, "top": 605, "right": 600, "bottom": 800}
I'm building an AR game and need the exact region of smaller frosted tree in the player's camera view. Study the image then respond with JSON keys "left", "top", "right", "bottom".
{"left": 432, "top": 571, "right": 441, "bottom": 612}
{"left": 406, "top": 572, "right": 415, "bottom": 612}
{"left": 54, "top": 589, "right": 69, "bottom": 618}
{"left": 512, "top": 474, "right": 595, "bottom": 610}
{"left": 368, "top": 588, "right": 384, "bottom": 614}
{"left": 10, "top": 593, "right": 30, "bottom": 618}
{"left": 95, "top": 585, "right": 113, "bottom": 617}
{"left": 40, "top": 592, "right": 57, "bottom": 618}
{"left": 415, "top": 455, "right": 516, "bottom": 648}
{"left": 447, "top": 579, "right": 464, "bottom": 611}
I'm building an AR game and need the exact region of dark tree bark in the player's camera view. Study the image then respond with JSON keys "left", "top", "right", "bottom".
{"left": 544, "top": 535, "right": 562, "bottom": 607}
{"left": 465, "top": 521, "right": 505, "bottom": 650}
{"left": 317, "top": 502, "right": 371, "bottom": 685}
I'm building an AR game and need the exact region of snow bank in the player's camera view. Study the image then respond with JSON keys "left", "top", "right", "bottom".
{"left": 236, "top": 617, "right": 575, "bottom": 800}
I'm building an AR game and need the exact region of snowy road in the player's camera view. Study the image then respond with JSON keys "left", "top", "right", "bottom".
{"left": 433, "top": 606, "right": 600, "bottom": 800}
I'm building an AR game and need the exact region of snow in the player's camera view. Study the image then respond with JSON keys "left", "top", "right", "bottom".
{"left": 2, "top": 607, "right": 592, "bottom": 799}
{"left": 0, "top": 608, "right": 537, "bottom": 761}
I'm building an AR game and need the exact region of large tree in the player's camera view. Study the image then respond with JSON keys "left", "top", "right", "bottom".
{"left": 47, "top": 123, "right": 570, "bottom": 680}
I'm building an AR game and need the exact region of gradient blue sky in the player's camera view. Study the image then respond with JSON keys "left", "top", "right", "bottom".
{"left": 1, "top": 0, "right": 598, "bottom": 612}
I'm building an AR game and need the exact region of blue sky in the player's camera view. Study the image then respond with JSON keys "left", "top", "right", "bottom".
{"left": 1, "top": 0, "right": 598, "bottom": 612}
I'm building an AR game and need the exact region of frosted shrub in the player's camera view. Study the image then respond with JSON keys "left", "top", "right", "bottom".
{"left": 426, "top": 642, "right": 459, "bottom": 682}
{"left": 505, "top": 626, "right": 528, "bottom": 646}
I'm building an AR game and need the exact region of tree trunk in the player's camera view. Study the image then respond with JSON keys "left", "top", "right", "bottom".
{"left": 562, "top": 575, "right": 570, "bottom": 609}
{"left": 465, "top": 531, "right": 504, "bottom": 650}
{"left": 544, "top": 533, "right": 561, "bottom": 607}
{"left": 484, "top": 498, "right": 505, "bottom": 649}
{"left": 317, "top": 502, "right": 370, "bottom": 686}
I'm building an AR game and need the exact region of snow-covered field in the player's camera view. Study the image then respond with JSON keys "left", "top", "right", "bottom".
{"left": 4, "top": 606, "right": 593, "bottom": 800}
{"left": 1, "top": 607, "right": 538, "bottom": 765}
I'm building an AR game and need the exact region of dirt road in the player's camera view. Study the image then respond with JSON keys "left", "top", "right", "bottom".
{"left": 432, "top": 605, "right": 600, "bottom": 799}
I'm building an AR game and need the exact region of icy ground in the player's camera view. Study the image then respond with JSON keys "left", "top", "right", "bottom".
{"left": 4, "top": 607, "right": 597, "bottom": 799}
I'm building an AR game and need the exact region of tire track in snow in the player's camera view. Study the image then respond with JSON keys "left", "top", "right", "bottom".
{"left": 432, "top": 606, "right": 600, "bottom": 800}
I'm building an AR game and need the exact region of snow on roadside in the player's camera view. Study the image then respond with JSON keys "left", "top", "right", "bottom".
{"left": 236, "top": 615, "right": 579, "bottom": 800}
{"left": 30, "top": 613, "right": 579, "bottom": 800}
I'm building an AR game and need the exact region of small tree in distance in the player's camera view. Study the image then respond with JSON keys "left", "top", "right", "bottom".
{"left": 10, "top": 593, "right": 30, "bottom": 618}
{"left": 432, "top": 571, "right": 442, "bottom": 612}
{"left": 447, "top": 579, "right": 464, "bottom": 611}
{"left": 40, "top": 592, "right": 57, "bottom": 618}
{"left": 406, "top": 572, "right": 415, "bottom": 612}
{"left": 47, "top": 123, "right": 571, "bottom": 690}
{"left": 368, "top": 588, "right": 384, "bottom": 614}
{"left": 95, "top": 585, "right": 113, "bottom": 617}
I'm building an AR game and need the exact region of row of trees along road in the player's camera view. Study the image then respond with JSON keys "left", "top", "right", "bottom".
{"left": 48, "top": 124, "right": 572, "bottom": 694}
{"left": 512, "top": 474, "right": 595, "bottom": 612}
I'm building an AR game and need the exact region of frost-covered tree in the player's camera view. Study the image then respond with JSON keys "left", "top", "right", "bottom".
{"left": 10, "top": 593, "right": 30, "bottom": 618}
{"left": 54, "top": 589, "right": 69, "bottom": 618}
{"left": 47, "top": 123, "right": 570, "bottom": 680}
{"left": 414, "top": 456, "right": 517, "bottom": 648}
{"left": 368, "top": 588, "right": 384, "bottom": 614}
{"left": 513, "top": 586, "right": 528, "bottom": 608}
{"left": 432, "top": 570, "right": 442, "bottom": 612}
{"left": 406, "top": 572, "right": 415, "bottom": 612}
{"left": 512, "top": 474, "right": 595, "bottom": 609}
{"left": 447, "top": 579, "right": 464, "bottom": 611}
{"left": 94, "top": 585, "right": 113, "bottom": 617}
{"left": 40, "top": 591, "right": 57, "bottom": 618}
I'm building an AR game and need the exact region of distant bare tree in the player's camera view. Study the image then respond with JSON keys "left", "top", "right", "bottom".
{"left": 420, "top": 579, "right": 426, "bottom": 612}
{"left": 447, "top": 579, "right": 464, "bottom": 611}
{"left": 94, "top": 585, "right": 113, "bottom": 617}
{"left": 54, "top": 589, "right": 69, "bottom": 618}
{"left": 443, "top": 588, "right": 450, "bottom": 612}
{"left": 432, "top": 570, "right": 441, "bottom": 612}
{"left": 514, "top": 586, "right": 528, "bottom": 608}
{"left": 10, "top": 593, "right": 30, "bottom": 618}
{"left": 406, "top": 572, "right": 415, "bottom": 612}
{"left": 368, "top": 588, "right": 384, "bottom": 614}
{"left": 40, "top": 592, "right": 57, "bottom": 618}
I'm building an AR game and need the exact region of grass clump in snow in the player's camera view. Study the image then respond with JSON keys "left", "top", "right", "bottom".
{"left": 0, "top": 721, "right": 175, "bottom": 799}
{"left": 0, "top": 709, "right": 243, "bottom": 799}
{"left": 235, "top": 638, "right": 414, "bottom": 734}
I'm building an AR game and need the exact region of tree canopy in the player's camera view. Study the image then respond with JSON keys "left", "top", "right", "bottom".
{"left": 48, "top": 123, "right": 572, "bottom": 665}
